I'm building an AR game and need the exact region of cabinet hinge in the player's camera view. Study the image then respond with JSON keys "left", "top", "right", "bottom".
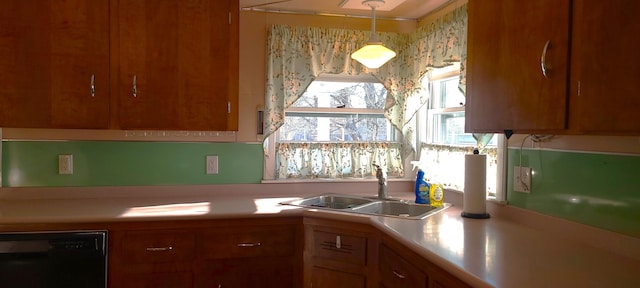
{"left": 227, "top": 101, "right": 231, "bottom": 114}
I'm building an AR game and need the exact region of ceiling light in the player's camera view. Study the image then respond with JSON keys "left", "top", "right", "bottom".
{"left": 351, "top": 0, "right": 397, "bottom": 69}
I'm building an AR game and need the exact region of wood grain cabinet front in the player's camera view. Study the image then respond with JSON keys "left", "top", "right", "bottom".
{"left": 109, "top": 218, "right": 302, "bottom": 288}
{"left": 110, "top": 229, "right": 196, "bottom": 288}
{"left": 194, "top": 224, "right": 298, "bottom": 287}
{"left": 379, "top": 244, "right": 426, "bottom": 288}
{"left": 0, "top": 0, "right": 239, "bottom": 131}
{"left": 380, "top": 235, "right": 471, "bottom": 288}
{"left": 303, "top": 218, "right": 380, "bottom": 288}
{"left": 466, "top": 0, "right": 640, "bottom": 135}
{"left": 114, "top": 0, "right": 239, "bottom": 131}
{"left": 0, "top": 0, "right": 110, "bottom": 129}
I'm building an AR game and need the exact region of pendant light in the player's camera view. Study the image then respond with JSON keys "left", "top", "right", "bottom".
{"left": 351, "top": 0, "right": 397, "bottom": 69}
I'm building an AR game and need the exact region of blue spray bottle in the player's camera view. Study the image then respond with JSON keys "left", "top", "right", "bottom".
{"left": 411, "top": 161, "right": 430, "bottom": 204}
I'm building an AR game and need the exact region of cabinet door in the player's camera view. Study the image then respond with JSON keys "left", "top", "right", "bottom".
{"left": 466, "top": 0, "right": 570, "bottom": 133}
{"left": 195, "top": 257, "right": 294, "bottom": 288}
{"left": 0, "top": 0, "right": 109, "bottom": 128}
{"left": 116, "top": 0, "right": 238, "bottom": 131}
{"left": 121, "top": 272, "right": 193, "bottom": 288}
{"left": 379, "top": 244, "right": 426, "bottom": 288}
{"left": 569, "top": 0, "right": 640, "bottom": 133}
{"left": 311, "top": 266, "right": 365, "bottom": 288}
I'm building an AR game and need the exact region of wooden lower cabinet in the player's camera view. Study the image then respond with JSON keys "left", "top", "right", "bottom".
{"left": 380, "top": 235, "right": 471, "bottom": 288}
{"left": 108, "top": 217, "right": 302, "bottom": 288}
{"left": 379, "top": 244, "right": 426, "bottom": 288}
{"left": 49, "top": 215, "right": 470, "bottom": 288}
{"left": 195, "top": 257, "right": 293, "bottom": 288}
{"left": 303, "top": 217, "right": 380, "bottom": 288}
{"left": 311, "top": 266, "right": 365, "bottom": 288}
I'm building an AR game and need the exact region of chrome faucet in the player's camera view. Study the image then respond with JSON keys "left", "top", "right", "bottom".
{"left": 374, "top": 164, "right": 388, "bottom": 199}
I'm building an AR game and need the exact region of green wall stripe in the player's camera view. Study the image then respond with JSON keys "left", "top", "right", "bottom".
{"left": 2, "top": 141, "right": 263, "bottom": 187}
{"left": 507, "top": 148, "right": 640, "bottom": 237}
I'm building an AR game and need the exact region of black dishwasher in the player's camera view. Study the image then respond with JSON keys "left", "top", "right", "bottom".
{"left": 0, "top": 231, "right": 107, "bottom": 288}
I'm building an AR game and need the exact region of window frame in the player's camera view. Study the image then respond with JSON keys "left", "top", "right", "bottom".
{"left": 263, "top": 73, "right": 403, "bottom": 181}
{"left": 415, "top": 65, "right": 506, "bottom": 201}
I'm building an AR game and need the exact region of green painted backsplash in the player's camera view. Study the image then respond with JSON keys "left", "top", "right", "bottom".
{"left": 507, "top": 148, "right": 640, "bottom": 237}
{"left": 2, "top": 141, "right": 263, "bottom": 187}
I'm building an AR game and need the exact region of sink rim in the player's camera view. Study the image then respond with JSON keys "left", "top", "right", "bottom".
{"left": 280, "top": 193, "right": 450, "bottom": 219}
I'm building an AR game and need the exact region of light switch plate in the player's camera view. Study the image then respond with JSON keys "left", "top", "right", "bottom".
{"left": 58, "top": 154, "right": 73, "bottom": 175}
{"left": 513, "top": 166, "right": 531, "bottom": 193}
{"left": 206, "top": 155, "right": 218, "bottom": 174}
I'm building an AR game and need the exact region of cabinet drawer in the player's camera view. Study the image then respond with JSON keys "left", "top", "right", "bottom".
{"left": 199, "top": 225, "right": 295, "bottom": 259}
{"left": 380, "top": 244, "right": 426, "bottom": 288}
{"left": 121, "top": 230, "right": 195, "bottom": 264}
{"left": 312, "top": 230, "right": 367, "bottom": 265}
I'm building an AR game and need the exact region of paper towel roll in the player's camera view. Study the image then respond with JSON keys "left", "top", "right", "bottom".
{"left": 462, "top": 154, "right": 490, "bottom": 218}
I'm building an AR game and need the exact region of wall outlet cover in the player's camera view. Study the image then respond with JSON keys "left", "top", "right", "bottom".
{"left": 58, "top": 154, "right": 73, "bottom": 175}
{"left": 513, "top": 166, "right": 531, "bottom": 193}
{"left": 206, "top": 155, "right": 218, "bottom": 174}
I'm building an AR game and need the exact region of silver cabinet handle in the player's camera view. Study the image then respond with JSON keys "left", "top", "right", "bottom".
{"left": 90, "top": 74, "right": 95, "bottom": 97}
{"left": 541, "top": 40, "right": 551, "bottom": 78}
{"left": 145, "top": 246, "right": 173, "bottom": 251}
{"left": 392, "top": 270, "right": 406, "bottom": 279}
{"left": 237, "top": 242, "right": 261, "bottom": 247}
{"left": 133, "top": 75, "right": 137, "bottom": 97}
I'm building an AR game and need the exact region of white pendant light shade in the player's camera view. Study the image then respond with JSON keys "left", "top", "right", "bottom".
{"left": 351, "top": 42, "right": 396, "bottom": 69}
{"left": 351, "top": 0, "right": 396, "bottom": 69}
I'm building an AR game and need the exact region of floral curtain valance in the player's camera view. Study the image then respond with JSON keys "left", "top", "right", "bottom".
{"left": 264, "top": 25, "right": 402, "bottom": 140}
{"left": 277, "top": 142, "right": 403, "bottom": 179}
{"left": 264, "top": 4, "right": 468, "bottom": 154}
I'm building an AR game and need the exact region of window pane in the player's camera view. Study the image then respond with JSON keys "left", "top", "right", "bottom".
{"left": 292, "top": 81, "right": 386, "bottom": 109}
{"left": 280, "top": 114, "right": 390, "bottom": 141}
{"left": 431, "top": 111, "right": 475, "bottom": 145}
{"left": 435, "top": 78, "right": 465, "bottom": 108}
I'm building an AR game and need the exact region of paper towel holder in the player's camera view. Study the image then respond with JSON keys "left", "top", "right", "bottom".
{"left": 461, "top": 148, "right": 490, "bottom": 219}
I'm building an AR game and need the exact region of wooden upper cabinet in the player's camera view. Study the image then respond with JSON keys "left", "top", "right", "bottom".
{"left": 0, "top": 0, "right": 110, "bottom": 128}
{"left": 569, "top": 0, "right": 640, "bottom": 134}
{"left": 466, "top": 0, "right": 570, "bottom": 133}
{"left": 115, "top": 0, "right": 239, "bottom": 131}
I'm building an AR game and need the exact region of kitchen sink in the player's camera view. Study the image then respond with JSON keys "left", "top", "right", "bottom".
{"left": 280, "top": 194, "right": 449, "bottom": 219}
{"left": 352, "top": 201, "right": 450, "bottom": 219}
{"left": 282, "top": 194, "right": 375, "bottom": 209}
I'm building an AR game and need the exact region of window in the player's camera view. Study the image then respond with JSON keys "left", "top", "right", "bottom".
{"left": 274, "top": 74, "right": 402, "bottom": 180}
{"left": 416, "top": 64, "right": 500, "bottom": 198}
{"left": 278, "top": 76, "right": 393, "bottom": 142}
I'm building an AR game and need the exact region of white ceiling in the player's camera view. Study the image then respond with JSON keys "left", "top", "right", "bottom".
{"left": 240, "top": 0, "right": 451, "bottom": 20}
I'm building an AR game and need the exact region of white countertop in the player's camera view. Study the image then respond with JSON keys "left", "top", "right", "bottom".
{"left": 1, "top": 186, "right": 639, "bottom": 288}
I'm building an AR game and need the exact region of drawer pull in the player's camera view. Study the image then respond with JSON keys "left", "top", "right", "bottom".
{"left": 540, "top": 40, "right": 551, "bottom": 78}
{"left": 146, "top": 246, "right": 173, "bottom": 252}
{"left": 392, "top": 270, "right": 406, "bottom": 279}
{"left": 132, "top": 75, "right": 138, "bottom": 97}
{"left": 237, "top": 242, "right": 261, "bottom": 247}
{"left": 90, "top": 74, "right": 95, "bottom": 97}
{"left": 336, "top": 235, "right": 341, "bottom": 249}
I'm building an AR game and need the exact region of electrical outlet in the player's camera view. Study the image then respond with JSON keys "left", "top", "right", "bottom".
{"left": 58, "top": 154, "right": 73, "bottom": 175}
{"left": 206, "top": 155, "right": 218, "bottom": 174}
{"left": 513, "top": 166, "right": 531, "bottom": 193}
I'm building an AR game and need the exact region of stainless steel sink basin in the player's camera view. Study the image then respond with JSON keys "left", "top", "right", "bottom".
{"left": 351, "top": 201, "right": 450, "bottom": 219}
{"left": 280, "top": 194, "right": 450, "bottom": 219}
{"left": 282, "top": 194, "right": 374, "bottom": 209}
